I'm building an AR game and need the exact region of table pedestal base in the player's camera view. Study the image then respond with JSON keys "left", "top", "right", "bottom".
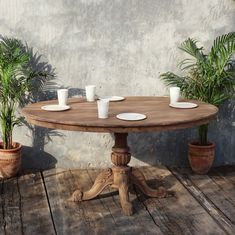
{"left": 70, "top": 133, "right": 168, "bottom": 216}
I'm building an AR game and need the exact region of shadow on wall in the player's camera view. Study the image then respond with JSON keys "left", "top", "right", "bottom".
{"left": 128, "top": 129, "right": 195, "bottom": 167}
{"left": 22, "top": 46, "right": 87, "bottom": 170}
{"left": 21, "top": 46, "right": 58, "bottom": 170}
{"left": 22, "top": 146, "right": 57, "bottom": 171}
{"left": 210, "top": 99, "right": 235, "bottom": 166}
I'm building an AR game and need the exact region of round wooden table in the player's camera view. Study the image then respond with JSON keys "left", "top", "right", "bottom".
{"left": 22, "top": 97, "right": 218, "bottom": 215}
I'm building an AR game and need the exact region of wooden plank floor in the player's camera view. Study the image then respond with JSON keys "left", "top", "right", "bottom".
{"left": 0, "top": 166, "right": 235, "bottom": 235}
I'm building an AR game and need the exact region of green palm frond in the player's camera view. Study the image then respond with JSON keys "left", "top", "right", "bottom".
{"left": 179, "top": 38, "right": 205, "bottom": 62}
{"left": 178, "top": 38, "right": 207, "bottom": 75}
{"left": 216, "top": 41, "right": 235, "bottom": 75}
{"left": 160, "top": 72, "right": 187, "bottom": 86}
{"left": 210, "top": 32, "right": 235, "bottom": 57}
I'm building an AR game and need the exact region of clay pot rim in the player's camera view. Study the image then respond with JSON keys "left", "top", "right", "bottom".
{"left": 188, "top": 141, "right": 215, "bottom": 149}
{"left": 0, "top": 142, "right": 22, "bottom": 152}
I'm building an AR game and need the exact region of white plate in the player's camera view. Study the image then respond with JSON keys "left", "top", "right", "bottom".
{"left": 99, "top": 96, "right": 125, "bottom": 102}
{"left": 41, "top": 105, "right": 71, "bottom": 111}
{"left": 169, "top": 102, "right": 198, "bottom": 109}
{"left": 116, "top": 113, "right": 147, "bottom": 121}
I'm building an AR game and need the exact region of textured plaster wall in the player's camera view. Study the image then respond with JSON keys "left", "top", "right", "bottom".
{"left": 0, "top": 0, "right": 234, "bottom": 169}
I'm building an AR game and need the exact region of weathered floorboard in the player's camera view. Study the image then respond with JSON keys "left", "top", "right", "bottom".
{"left": 71, "top": 168, "right": 120, "bottom": 235}
{"left": 18, "top": 172, "right": 55, "bottom": 235}
{"left": 211, "top": 166, "right": 235, "bottom": 185}
{"left": 171, "top": 167, "right": 234, "bottom": 235}
{"left": 43, "top": 168, "right": 94, "bottom": 235}
{"left": 0, "top": 179, "right": 6, "bottom": 234}
{"left": 2, "top": 177, "right": 22, "bottom": 235}
{"left": 207, "top": 171, "right": 235, "bottom": 223}
{"left": 140, "top": 166, "right": 225, "bottom": 235}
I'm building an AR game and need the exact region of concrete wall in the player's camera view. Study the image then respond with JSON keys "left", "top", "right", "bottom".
{"left": 0, "top": 0, "right": 234, "bottom": 169}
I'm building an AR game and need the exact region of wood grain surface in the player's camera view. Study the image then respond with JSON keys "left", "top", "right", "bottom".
{"left": 22, "top": 97, "right": 218, "bottom": 133}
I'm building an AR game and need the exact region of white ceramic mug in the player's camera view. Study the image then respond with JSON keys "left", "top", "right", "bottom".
{"left": 85, "top": 85, "right": 96, "bottom": 102}
{"left": 170, "top": 87, "right": 180, "bottom": 104}
{"left": 57, "top": 89, "right": 68, "bottom": 106}
{"left": 97, "top": 99, "right": 109, "bottom": 119}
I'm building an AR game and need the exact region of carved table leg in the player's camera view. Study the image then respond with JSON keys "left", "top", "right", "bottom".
{"left": 111, "top": 133, "right": 133, "bottom": 215}
{"left": 112, "top": 167, "right": 133, "bottom": 216}
{"left": 69, "top": 168, "right": 113, "bottom": 202}
{"left": 131, "top": 168, "right": 167, "bottom": 198}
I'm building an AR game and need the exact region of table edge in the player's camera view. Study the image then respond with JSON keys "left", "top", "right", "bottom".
{"left": 24, "top": 114, "right": 217, "bottom": 133}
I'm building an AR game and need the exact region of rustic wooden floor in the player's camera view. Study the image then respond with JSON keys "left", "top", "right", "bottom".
{"left": 0, "top": 166, "right": 235, "bottom": 235}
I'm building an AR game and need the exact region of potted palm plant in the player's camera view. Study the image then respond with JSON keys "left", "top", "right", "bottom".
{"left": 161, "top": 32, "right": 235, "bottom": 174}
{"left": 0, "top": 37, "right": 51, "bottom": 178}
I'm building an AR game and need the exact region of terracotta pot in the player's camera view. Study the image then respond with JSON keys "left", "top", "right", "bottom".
{"left": 0, "top": 142, "right": 22, "bottom": 179}
{"left": 188, "top": 141, "right": 215, "bottom": 174}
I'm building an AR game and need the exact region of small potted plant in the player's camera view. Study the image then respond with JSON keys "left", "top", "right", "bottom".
{"left": 0, "top": 37, "right": 51, "bottom": 178}
{"left": 161, "top": 32, "right": 235, "bottom": 174}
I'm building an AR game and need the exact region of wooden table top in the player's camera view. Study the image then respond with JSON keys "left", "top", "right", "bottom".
{"left": 22, "top": 97, "right": 218, "bottom": 133}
